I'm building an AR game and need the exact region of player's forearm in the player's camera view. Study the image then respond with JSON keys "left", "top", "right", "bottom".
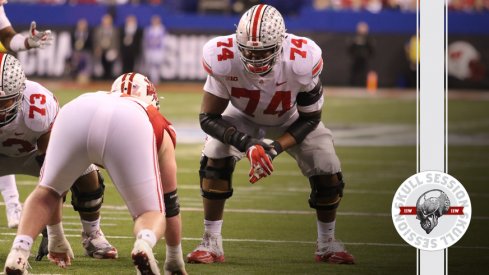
{"left": 286, "top": 110, "right": 322, "bottom": 144}
{"left": 272, "top": 133, "right": 296, "bottom": 152}
{"left": 199, "top": 112, "right": 255, "bottom": 152}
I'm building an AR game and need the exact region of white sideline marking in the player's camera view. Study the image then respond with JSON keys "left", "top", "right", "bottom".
{"left": 1, "top": 201, "right": 487, "bottom": 220}
{"left": 0, "top": 233, "right": 487, "bottom": 250}
{"left": 14, "top": 180, "right": 489, "bottom": 198}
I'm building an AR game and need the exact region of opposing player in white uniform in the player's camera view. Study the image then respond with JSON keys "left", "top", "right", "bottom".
{"left": 0, "top": 53, "right": 117, "bottom": 261}
{"left": 4, "top": 72, "right": 187, "bottom": 275}
{"left": 187, "top": 4, "right": 355, "bottom": 265}
{"left": 111, "top": 72, "right": 187, "bottom": 275}
{"left": 0, "top": 0, "right": 53, "bottom": 52}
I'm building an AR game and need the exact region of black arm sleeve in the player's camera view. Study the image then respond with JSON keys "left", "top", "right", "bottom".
{"left": 199, "top": 113, "right": 255, "bottom": 152}
{"left": 286, "top": 80, "right": 323, "bottom": 144}
{"left": 286, "top": 111, "right": 322, "bottom": 144}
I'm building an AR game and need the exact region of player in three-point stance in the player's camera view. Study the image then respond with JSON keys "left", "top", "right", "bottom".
{"left": 187, "top": 4, "right": 355, "bottom": 265}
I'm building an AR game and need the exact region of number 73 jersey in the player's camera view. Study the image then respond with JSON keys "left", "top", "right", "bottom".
{"left": 202, "top": 33, "right": 324, "bottom": 127}
{"left": 0, "top": 80, "right": 59, "bottom": 157}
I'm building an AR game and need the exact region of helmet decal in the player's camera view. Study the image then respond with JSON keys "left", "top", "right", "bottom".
{"left": 250, "top": 4, "right": 266, "bottom": 43}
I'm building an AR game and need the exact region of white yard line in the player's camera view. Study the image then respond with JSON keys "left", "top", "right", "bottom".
{"left": 0, "top": 233, "right": 487, "bottom": 250}
{"left": 2, "top": 201, "right": 487, "bottom": 220}
{"left": 13, "top": 181, "right": 489, "bottom": 198}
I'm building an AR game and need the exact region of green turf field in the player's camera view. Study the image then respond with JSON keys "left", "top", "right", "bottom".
{"left": 1, "top": 86, "right": 487, "bottom": 274}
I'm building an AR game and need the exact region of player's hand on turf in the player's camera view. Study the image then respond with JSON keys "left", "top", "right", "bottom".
{"left": 246, "top": 144, "right": 274, "bottom": 183}
{"left": 48, "top": 251, "right": 73, "bottom": 268}
{"left": 27, "top": 21, "right": 53, "bottom": 49}
{"left": 47, "top": 236, "right": 74, "bottom": 268}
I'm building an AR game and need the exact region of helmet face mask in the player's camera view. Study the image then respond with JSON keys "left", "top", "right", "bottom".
{"left": 238, "top": 45, "right": 279, "bottom": 74}
{"left": 0, "top": 93, "right": 23, "bottom": 127}
{"left": 236, "top": 4, "right": 285, "bottom": 75}
{"left": 111, "top": 72, "right": 160, "bottom": 110}
{"left": 0, "top": 53, "right": 26, "bottom": 127}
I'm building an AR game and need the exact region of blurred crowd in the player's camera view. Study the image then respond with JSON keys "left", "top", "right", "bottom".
{"left": 9, "top": 0, "right": 489, "bottom": 13}
{"left": 69, "top": 13, "right": 166, "bottom": 84}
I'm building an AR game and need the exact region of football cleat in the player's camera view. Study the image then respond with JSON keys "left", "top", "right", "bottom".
{"left": 82, "top": 230, "right": 118, "bottom": 259}
{"left": 132, "top": 239, "right": 160, "bottom": 275}
{"left": 315, "top": 239, "right": 355, "bottom": 264}
{"left": 6, "top": 202, "right": 22, "bottom": 229}
{"left": 4, "top": 247, "right": 30, "bottom": 275}
{"left": 186, "top": 232, "right": 224, "bottom": 264}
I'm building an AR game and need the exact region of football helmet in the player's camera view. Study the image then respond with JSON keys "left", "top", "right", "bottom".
{"left": 0, "top": 53, "right": 26, "bottom": 127}
{"left": 111, "top": 72, "right": 159, "bottom": 109}
{"left": 236, "top": 4, "right": 285, "bottom": 75}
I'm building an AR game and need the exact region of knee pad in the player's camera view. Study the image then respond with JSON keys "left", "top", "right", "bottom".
{"left": 164, "top": 189, "right": 180, "bottom": 218}
{"left": 308, "top": 172, "right": 345, "bottom": 210}
{"left": 199, "top": 155, "right": 236, "bottom": 200}
{"left": 71, "top": 170, "right": 105, "bottom": 213}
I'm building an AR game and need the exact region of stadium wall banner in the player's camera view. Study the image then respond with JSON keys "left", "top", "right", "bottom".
{"left": 15, "top": 29, "right": 415, "bottom": 86}
{"left": 17, "top": 31, "right": 213, "bottom": 81}
{"left": 16, "top": 29, "right": 489, "bottom": 88}
{"left": 5, "top": 4, "right": 489, "bottom": 35}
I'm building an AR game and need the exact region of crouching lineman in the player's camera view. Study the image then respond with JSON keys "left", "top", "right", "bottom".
{"left": 0, "top": 0, "right": 52, "bottom": 229}
{"left": 187, "top": 4, "right": 355, "bottom": 265}
{"left": 0, "top": 53, "right": 117, "bottom": 260}
{"left": 4, "top": 72, "right": 186, "bottom": 275}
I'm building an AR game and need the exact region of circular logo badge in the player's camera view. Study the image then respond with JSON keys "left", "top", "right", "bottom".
{"left": 391, "top": 171, "right": 471, "bottom": 251}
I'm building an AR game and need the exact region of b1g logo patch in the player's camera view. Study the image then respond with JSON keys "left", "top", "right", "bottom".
{"left": 391, "top": 171, "right": 471, "bottom": 251}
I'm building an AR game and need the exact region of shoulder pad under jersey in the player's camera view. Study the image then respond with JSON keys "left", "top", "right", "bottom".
{"left": 283, "top": 34, "right": 324, "bottom": 85}
{"left": 202, "top": 34, "right": 237, "bottom": 76}
{"left": 22, "top": 80, "right": 59, "bottom": 133}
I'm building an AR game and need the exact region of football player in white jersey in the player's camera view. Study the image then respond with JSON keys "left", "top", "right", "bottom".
{"left": 0, "top": 0, "right": 52, "bottom": 229}
{"left": 187, "top": 4, "right": 355, "bottom": 265}
{"left": 0, "top": 53, "right": 117, "bottom": 261}
{"left": 4, "top": 73, "right": 187, "bottom": 275}
{"left": 0, "top": 0, "right": 53, "bottom": 52}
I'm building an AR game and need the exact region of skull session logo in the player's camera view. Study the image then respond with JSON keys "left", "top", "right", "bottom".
{"left": 392, "top": 171, "right": 471, "bottom": 251}
{"left": 416, "top": 190, "right": 452, "bottom": 234}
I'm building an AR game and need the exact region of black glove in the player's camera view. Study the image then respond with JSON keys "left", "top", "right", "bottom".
{"left": 35, "top": 227, "right": 49, "bottom": 261}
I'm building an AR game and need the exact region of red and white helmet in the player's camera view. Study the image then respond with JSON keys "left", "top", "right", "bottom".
{"left": 236, "top": 4, "right": 285, "bottom": 74}
{"left": 0, "top": 53, "right": 26, "bottom": 127}
{"left": 111, "top": 72, "right": 159, "bottom": 109}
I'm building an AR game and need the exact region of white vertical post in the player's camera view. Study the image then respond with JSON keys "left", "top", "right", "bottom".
{"left": 418, "top": 0, "right": 446, "bottom": 274}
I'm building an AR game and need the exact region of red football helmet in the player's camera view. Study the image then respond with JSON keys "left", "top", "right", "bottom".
{"left": 111, "top": 72, "right": 159, "bottom": 109}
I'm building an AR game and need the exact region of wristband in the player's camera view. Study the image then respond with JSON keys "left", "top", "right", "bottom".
{"left": 271, "top": 141, "right": 283, "bottom": 154}
{"left": 10, "top": 33, "right": 27, "bottom": 52}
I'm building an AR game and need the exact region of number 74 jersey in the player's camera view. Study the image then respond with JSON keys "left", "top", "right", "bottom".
{"left": 0, "top": 80, "right": 59, "bottom": 157}
{"left": 202, "top": 33, "right": 324, "bottom": 127}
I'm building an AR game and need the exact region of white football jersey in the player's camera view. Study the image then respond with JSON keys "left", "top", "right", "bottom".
{"left": 202, "top": 33, "right": 324, "bottom": 127}
{"left": 0, "top": 6, "right": 11, "bottom": 30}
{"left": 0, "top": 80, "right": 58, "bottom": 157}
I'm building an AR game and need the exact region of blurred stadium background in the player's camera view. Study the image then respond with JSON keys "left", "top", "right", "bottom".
{"left": 1, "top": 0, "right": 488, "bottom": 274}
